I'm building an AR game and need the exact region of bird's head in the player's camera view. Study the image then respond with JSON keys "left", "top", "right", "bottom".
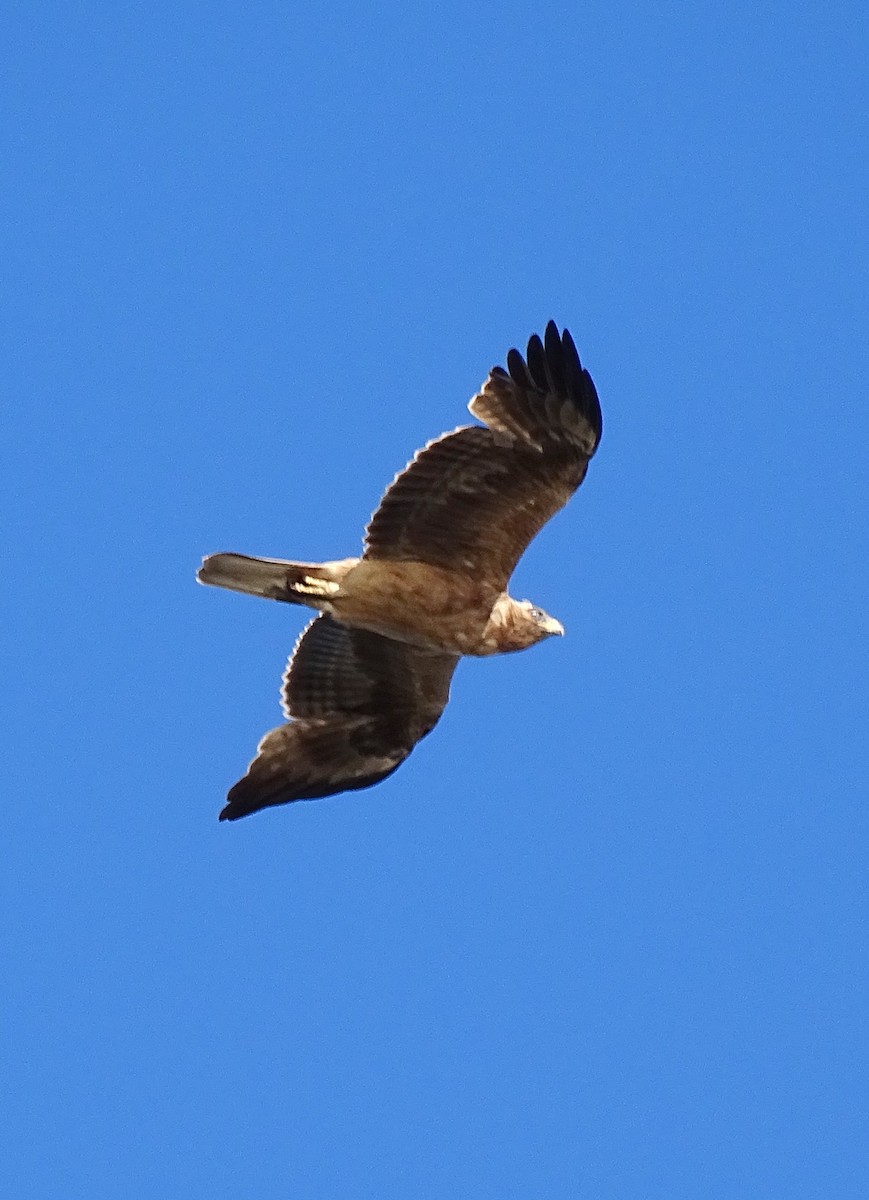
{"left": 481, "top": 595, "right": 564, "bottom": 653}
{"left": 519, "top": 600, "right": 565, "bottom": 642}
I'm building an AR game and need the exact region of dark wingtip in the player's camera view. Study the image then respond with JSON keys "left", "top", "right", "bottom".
{"left": 524, "top": 332, "right": 549, "bottom": 391}
{"left": 219, "top": 776, "right": 283, "bottom": 820}
{"left": 511, "top": 322, "right": 603, "bottom": 452}
{"left": 219, "top": 778, "right": 265, "bottom": 821}
{"left": 543, "top": 319, "right": 561, "bottom": 354}
{"left": 542, "top": 322, "right": 567, "bottom": 395}
{"left": 506, "top": 345, "right": 533, "bottom": 387}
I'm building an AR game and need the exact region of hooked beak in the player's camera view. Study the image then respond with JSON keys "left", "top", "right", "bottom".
{"left": 542, "top": 616, "right": 565, "bottom": 637}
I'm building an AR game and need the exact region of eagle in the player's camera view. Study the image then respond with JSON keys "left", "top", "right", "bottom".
{"left": 198, "top": 322, "right": 602, "bottom": 821}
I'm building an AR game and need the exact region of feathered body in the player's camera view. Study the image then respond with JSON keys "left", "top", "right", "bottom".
{"left": 198, "top": 322, "right": 602, "bottom": 820}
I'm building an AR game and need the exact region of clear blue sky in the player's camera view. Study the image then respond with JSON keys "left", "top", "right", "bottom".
{"left": 3, "top": 2, "right": 867, "bottom": 1196}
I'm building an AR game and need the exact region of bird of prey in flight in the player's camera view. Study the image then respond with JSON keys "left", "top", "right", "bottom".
{"left": 198, "top": 322, "right": 602, "bottom": 821}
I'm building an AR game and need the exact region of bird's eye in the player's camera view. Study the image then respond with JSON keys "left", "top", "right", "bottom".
{"left": 530, "top": 607, "right": 544, "bottom": 621}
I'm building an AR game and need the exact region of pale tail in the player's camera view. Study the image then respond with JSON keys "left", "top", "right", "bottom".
{"left": 197, "top": 553, "right": 358, "bottom": 605}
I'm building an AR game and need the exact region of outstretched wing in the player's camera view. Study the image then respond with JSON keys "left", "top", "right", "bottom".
{"left": 363, "top": 322, "right": 602, "bottom": 589}
{"left": 220, "top": 615, "right": 458, "bottom": 820}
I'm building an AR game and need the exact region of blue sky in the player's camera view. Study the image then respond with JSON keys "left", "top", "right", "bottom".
{"left": 3, "top": 2, "right": 867, "bottom": 1196}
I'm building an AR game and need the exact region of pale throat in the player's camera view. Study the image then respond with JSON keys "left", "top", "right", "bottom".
{"left": 477, "top": 593, "right": 536, "bottom": 655}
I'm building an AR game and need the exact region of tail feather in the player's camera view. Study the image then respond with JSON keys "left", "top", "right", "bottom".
{"left": 197, "top": 553, "right": 358, "bottom": 604}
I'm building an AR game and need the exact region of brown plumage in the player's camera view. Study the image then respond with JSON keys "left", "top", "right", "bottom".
{"left": 198, "top": 322, "right": 602, "bottom": 821}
